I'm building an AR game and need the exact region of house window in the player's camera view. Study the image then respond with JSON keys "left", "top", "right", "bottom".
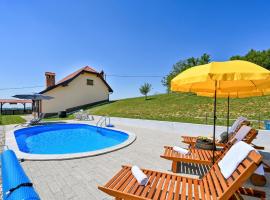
{"left": 87, "top": 79, "right": 94, "bottom": 86}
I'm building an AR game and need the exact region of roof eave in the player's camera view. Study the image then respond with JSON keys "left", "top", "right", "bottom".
{"left": 40, "top": 70, "right": 113, "bottom": 94}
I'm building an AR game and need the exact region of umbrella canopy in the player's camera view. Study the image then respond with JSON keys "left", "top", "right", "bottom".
{"left": 171, "top": 60, "right": 270, "bottom": 163}
{"left": 171, "top": 60, "right": 270, "bottom": 93}
{"left": 13, "top": 93, "right": 53, "bottom": 116}
{"left": 13, "top": 93, "right": 54, "bottom": 100}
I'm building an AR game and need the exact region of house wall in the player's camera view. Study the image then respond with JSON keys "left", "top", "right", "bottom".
{"left": 41, "top": 73, "right": 110, "bottom": 114}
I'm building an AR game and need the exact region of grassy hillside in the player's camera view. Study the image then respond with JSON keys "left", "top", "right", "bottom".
{"left": 0, "top": 115, "right": 26, "bottom": 125}
{"left": 87, "top": 93, "right": 270, "bottom": 128}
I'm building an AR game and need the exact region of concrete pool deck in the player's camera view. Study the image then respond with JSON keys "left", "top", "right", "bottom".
{"left": 2, "top": 116, "right": 270, "bottom": 199}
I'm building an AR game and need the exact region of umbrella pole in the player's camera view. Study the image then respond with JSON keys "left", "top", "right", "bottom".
{"left": 212, "top": 81, "right": 217, "bottom": 164}
{"left": 226, "top": 96, "right": 230, "bottom": 142}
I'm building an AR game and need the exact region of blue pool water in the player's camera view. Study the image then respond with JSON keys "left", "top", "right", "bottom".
{"left": 14, "top": 124, "right": 129, "bottom": 154}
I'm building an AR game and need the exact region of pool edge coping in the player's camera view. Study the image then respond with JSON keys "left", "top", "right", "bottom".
{"left": 5, "top": 122, "right": 136, "bottom": 161}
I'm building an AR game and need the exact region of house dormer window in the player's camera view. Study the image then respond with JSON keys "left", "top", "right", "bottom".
{"left": 87, "top": 79, "right": 94, "bottom": 86}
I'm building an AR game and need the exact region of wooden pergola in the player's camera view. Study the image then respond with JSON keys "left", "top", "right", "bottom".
{"left": 0, "top": 99, "right": 32, "bottom": 114}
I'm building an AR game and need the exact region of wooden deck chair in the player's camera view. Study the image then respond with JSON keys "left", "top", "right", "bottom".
{"left": 161, "top": 128, "right": 258, "bottom": 173}
{"left": 161, "top": 146, "right": 224, "bottom": 172}
{"left": 182, "top": 135, "right": 227, "bottom": 148}
{"left": 181, "top": 120, "right": 252, "bottom": 148}
{"left": 98, "top": 150, "right": 265, "bottom": 200}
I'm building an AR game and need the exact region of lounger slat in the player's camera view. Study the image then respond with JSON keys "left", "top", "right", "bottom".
{"left": 229, "top": 161, "right": 251, "bottom": 187}
{"left": 213, "top": 165, "right": 228, "bottom": 191}
{"left": 129, "top": 170, "right": 152, "bottom": 195}
{"left": 180, "top": 177, "right": 187, "bottom": 200}
{"left": 135, "top": 170, "right": 154, "bottom": 196}
{"left": 206, "top": 172, "right": 217, "bottom": 199}
{"left": 118, "top": 174, "right": 134, "bottom": 192}
{"left": 160, "top": 174, "right": 172, "bottom": 200}
{"left": 153, "top": 173, "right": 167, "bottom": 200}
{"left": 206, "top": 150, "right": 215, "bottom": 161}
{"left": 123, "top": 176, "right": 137, "bottom": 193}
{"left": 114, "top": 170, "right": 133, "bottom": 190}
{"left": 210, "top": 166, "right": 223, "bottom": 197}
{"left": 140, "top": 171, "right": 156, "bottom": 197}
{"left": 199, "top": 180, "right": 205, "bottom": 200}
{"left": 189, "top": 148, "right": 196, "bottom": 159}
{"left": 205, "top": 149, "right": 213, "bottom": 160}
{"left": 107, "top": 167, "right": 130, "bottom": 189}
{"left": 135, "top": 185, "right": 146, "bottom": 197}
{"left": 187, "top": 178, "right": 193, "bottom": 200}
{"left": 197, "top": 149, "right": 205, "bottom": 160}
{"left": 174, "top": 176, "right": 181, "bottom": 200}
{"left": 193, "top": 179, "right": 199, "bottom": 200}
{"left": 146, "top": 172, "right": 162, "bottom": 199}
{"left": 197, "top": 150, "right": 204, "bottom": 160}
{"left": 202, "top": 176, "right": 211, "bottom": 200}
{"left": 129, "top": 181, "right": 141, "bottom": 195}
{"left": 105, "top": 167, "right": 127, "bottom": 187}
{"left": 227, "top": 164, "right": 242, "bottom": 186}
{"left": 206, "top": 150, "right": 214, "bottom": 160}
{"left": 167, "top": 175, "right": 176, "bottom": 200}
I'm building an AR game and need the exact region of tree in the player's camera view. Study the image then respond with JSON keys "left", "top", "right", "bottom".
{"left": 139, "top": 83, "right": 152, "bottom": 100}
{"left": 162, "top": 53, "right": 211, "bottom": 92}
{"left": 230, "top": 49, "right": 270, "bottom": 69}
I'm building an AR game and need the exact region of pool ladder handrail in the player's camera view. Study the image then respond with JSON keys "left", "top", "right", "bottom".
{"left": 96, "top": 116, "right": 111, "bottom": 131}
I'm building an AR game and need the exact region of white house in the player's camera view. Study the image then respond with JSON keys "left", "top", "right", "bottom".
{"left": 40, "top": 66, "right": 113, "bottom": 115}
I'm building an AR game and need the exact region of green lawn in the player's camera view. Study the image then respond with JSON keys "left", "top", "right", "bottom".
{"left": 3, "top": 93, "right": 267, "bottom": 128}
{"left": 43, "top": 114, "right": 74, "bottom": 121}
{"left": 86, "top": 93, "right": 270, "bottom": 129}
{"left": 0, "top": 115, "right": 26, "bottom": 125}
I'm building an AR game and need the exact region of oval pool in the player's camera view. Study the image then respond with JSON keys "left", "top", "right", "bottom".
{"left": 13, "top": 123, "right": 134, "bottom": 159}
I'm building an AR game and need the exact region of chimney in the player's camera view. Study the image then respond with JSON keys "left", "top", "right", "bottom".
{"left": 100, "top": 70, "right": 105, "bottom": 79}
{"left": 45, "top": 72, "right": 56, "bottom": 88}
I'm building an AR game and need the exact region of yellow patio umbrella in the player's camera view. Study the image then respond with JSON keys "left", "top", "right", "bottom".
{"left": 172, "top": 60, "right": 270, "bottom": 93}
{"left": 171, "top": 60, "right": 270, "bottom": 163}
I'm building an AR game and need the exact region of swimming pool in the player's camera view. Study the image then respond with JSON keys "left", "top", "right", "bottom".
{"left": 9, "top": 123, "right": 135, "bottom": 160}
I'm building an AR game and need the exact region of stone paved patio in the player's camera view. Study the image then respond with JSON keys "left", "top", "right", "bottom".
{"left": 0, "top": 125, "right": 4, "bottom": 198}
{"left": 2, "top": 117, "right": 270, "bottom": 199}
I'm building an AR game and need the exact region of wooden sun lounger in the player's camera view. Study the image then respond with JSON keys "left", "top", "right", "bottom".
{"left": 161, "top": 146, "right": 224, "bottom": 172}
{"left": 181, "top": 128, "right": 259, "bottom": 148}
{"left": 98, "top": 151, "right": 265, "bottom": 200}
{"left": 182, "top": 135, "right": 226, "bottom": 147}
{"left": 161, "top": 129, "right": 258, "bottom": 173}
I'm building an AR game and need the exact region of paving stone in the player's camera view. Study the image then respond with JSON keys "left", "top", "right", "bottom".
{"left": 1, "top": 119, "right": 270, "bottom": 199}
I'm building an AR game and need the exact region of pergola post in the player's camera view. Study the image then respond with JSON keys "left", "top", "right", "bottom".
{"left": 32, "top": 101, "right": 34, "bottom": 112}
{"left": 23, "top": 103, "right": 26, "bottom": 114}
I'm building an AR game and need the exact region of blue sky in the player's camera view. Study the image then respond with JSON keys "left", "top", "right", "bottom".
{"left": 1, "top": 0, "right": 270, "bottom": 100}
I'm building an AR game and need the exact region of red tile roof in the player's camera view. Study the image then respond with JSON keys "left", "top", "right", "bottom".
{"left": 0, "top": 99, "right": 32, "bottom": 104}
{"left": 57, "top": 66, "right": 97, "bottom": 84}
{"left": 40, "top": 66, "right": 113, "bottom": 93}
